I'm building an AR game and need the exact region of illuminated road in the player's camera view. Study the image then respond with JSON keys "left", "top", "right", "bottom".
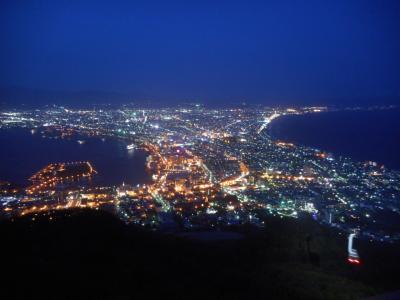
{"left": 150, "top": 190, "right": 170, "bottom": 212}
{"left": 257, "top": 112, "right": 281, "bottom": 134}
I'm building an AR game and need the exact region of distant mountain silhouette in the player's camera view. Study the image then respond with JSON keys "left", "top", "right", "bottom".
{"left": 0, "top": 86, "right": 131, "bottom": 108}
{"left": 1, "top": 86, "right": 399, "bottom": 108}
{"left": 0, "top": 86, "right": 201, "bottom": 109}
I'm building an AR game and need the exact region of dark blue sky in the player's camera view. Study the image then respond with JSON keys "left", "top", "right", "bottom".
{"left": 1, "top": 0, "right": 400, "bottom": 105}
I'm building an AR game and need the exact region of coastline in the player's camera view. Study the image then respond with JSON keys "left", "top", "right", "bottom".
{"left": 268, "top": 108, "right": 400, "bottom": 170}
{"left": 0, "top": 127, "right": 151, "bottom": 187}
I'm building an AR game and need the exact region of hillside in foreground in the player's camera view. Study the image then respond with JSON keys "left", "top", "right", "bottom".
{"left": 1, "top": 209, "right": 400, "bottom": 300}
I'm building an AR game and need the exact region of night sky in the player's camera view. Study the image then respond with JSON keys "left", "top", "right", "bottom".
{"left": 1, "top": 0, "right": 400, "bottom": 106}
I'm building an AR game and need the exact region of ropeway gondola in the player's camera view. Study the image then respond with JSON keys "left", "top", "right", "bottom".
{"left": 347, "top": 232, "right": 361, "bottom": 265}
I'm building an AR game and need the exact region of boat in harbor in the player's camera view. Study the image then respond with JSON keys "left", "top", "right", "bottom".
{"left": 126, "top": 143, "right": 136, "bottom": 150}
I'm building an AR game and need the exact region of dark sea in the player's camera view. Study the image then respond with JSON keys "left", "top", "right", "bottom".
{"left": 0, "top": 128, "right": 151, "bottom": 186}
{"left": 269, "top": 109, "right": 400, "bottom": 170}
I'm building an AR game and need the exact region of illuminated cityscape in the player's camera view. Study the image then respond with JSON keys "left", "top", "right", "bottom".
{"left": 2, "top": 0, "right": 400, "bottom": 298}
{"left": 1, "top": 105, "right": 399, "bottom": 243}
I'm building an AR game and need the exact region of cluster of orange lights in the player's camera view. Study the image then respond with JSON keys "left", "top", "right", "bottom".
{"left": 143, "top": 141, "right": 217, "bottom": 206}
{"left": 275, "top": 141, "right": 295, "bottom": 148}
{"left": 26, "top": 162, "right": 97, "bottom": 194}
{"left": 315, "top": 152, "right": 328, "bottom": 159}
{"left": 262, "top": 173, "right": 314, "bottom": 182}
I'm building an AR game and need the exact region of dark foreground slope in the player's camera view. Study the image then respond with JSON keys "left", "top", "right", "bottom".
{"left": 1, "top": 210, "right": 399, "bottom": 300}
